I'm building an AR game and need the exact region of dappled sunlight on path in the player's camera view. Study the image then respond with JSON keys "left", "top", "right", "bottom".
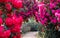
{"left": 22, "top": 32, "right": 38, "bottom": 38}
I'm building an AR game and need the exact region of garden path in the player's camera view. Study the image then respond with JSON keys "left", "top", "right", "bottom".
{"left": 22, "top": 32, "right": 38, "bottom": 38}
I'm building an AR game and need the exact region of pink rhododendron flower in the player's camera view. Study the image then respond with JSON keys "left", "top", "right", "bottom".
{"left": 0, "top": 26, "right": 4, "bottom": 38}
{"left": 49, "top": 3, "right": 56, "bottom": 9}
{"left": 11, "top": 26, "right": 20, "bottom": 33}
{"left": 12, "top": 0, "right": 22, "bottom": 8}
{"left": 4, "top": 30, "right": 11, "bottom": 37}
{"left": 52, "top": 10, "right": 56, "bottom": 15}
{"left": 5, "top": 3, "right": 12, "bottom": 11}
{"left": 12, "top": 14, "right": 23, "bottom": 25}
{"left": 0, "top": 26, "right": 4, "bottom": 32}
{"left": 51, "top": 18, "right": 57, "bottom": 24}
{"left": 38, "top": 1, "right": 59, "bottom": 26}
{"left": 46, "top": 13, "right": 50, "bottom": 17}
{"left": 55, "top": 13, "right": 60, "bottom": 22}
{"left": 5, "top": 17, "right": 13, "bottom": 27}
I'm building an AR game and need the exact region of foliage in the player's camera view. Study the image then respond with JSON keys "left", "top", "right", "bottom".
{"left": 21, "top": 18, "right": 41, "bottom": 34}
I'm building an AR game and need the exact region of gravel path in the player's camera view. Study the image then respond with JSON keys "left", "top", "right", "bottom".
{"left": 22, "top": 32, "right": 38, "bottom": 38}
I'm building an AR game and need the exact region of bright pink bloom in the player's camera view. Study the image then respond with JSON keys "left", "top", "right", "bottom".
{"left": 0, "top": 26, "right": 4, "bottom": 32}
{"left": 11, "top": 26, "right": 20, "bottom": 33}
{"left": 55, "top": 13, "right": 60, "bottom": 22}
{"left": 49, "top": 3, "right": 56, "bottom": 9}
{"left": 4, "top": 30, "right": 11, "bottom": 37}
{"left": 12, "top": 16, "right": 23, "bottom": 26}
{"left": 51, "top": 18, "right": 57, "bottom": 24}
{"left": 52, "top": 10, "right": 56, "bottom": 15}
{"left": 0, "top": 26, "right": 4, "bottom": 38}
{"left": 5, "top": 3, "right": 12, "bottom": 11}
{"left": 46, "top": 13, "right": 50, "bottom": 17}
{"left": 5, "top": 17, "right": 13, "bottom": 27}
{"left": 12, "top": 0, "right": 22, "bottom": 8}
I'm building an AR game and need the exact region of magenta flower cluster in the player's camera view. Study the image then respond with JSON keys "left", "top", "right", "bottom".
{"left": 37, "top": 0, "right": 60, "bottom": 26}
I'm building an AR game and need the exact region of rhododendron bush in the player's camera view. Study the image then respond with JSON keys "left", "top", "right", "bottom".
{"left": 37, "top": 0, "right": 60, "bottom": 38}
{"left": 0, "top": 0, "right": 38, "bottom": 38}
